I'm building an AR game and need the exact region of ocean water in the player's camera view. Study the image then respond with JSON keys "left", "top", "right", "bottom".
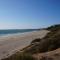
{"left": 0, "top": 29, "right": 37, "bottom": 36}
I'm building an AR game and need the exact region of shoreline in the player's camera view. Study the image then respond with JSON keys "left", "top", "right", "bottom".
{"left": 0, "top": 30, "right": 40, "bottom": 41}
{"left": 0, "top": 30, "right": 49, "bottom": 60}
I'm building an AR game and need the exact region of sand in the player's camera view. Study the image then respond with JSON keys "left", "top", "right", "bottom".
{"left": 0, "top": 30, "right": 49, "bottom": 60}
{"left": 33, "top": 48, "right": 60, "bottom": 60}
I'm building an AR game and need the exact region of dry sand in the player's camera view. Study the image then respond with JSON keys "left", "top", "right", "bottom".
{"left": 0, "top": 30, "right": 49, "bottom": 60}
{"left": 33, "top": 48, "right": 60, "bottom": 60}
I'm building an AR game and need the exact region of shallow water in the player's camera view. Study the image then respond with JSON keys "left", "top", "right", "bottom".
{"left": 0, "top": 29, "right": 37, "bottom": 36}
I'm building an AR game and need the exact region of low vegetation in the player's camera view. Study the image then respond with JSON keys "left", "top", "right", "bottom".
{"left": 2, "top": 52, "right": 35, "bottom": 60}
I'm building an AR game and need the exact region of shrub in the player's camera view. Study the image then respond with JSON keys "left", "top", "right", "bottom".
{"left": 31, "top": 38, "right": 41, "bottom": 44}
{"left": 2, "top": 53, "right": 34, "bottom": 60}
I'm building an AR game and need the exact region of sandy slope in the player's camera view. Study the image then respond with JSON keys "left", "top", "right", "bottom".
{"left": 33, "top": 48, "right": 60, "bottom": 60}
{"left": 0, "top": 30, "right": 49, "bottom": 60}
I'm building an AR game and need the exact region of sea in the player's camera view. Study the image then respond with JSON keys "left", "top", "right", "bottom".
{"left": 0, "top": 29, "right": 38, "bottom": 36}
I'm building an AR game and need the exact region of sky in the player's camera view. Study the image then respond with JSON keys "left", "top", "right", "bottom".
{"left": 0, "top": 0, "right": 60, "bottom": 29}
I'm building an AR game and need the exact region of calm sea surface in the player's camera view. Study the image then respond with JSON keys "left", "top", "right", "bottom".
{"left": 0, "top": 29, "right": 37, "bottom": 36}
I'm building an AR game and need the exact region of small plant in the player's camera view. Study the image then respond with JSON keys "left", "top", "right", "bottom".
{"left": 31, "top": 38, "right": 41, "bottom": 44}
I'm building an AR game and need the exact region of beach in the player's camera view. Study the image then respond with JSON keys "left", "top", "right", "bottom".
{"left": 0, "top": 30, "right": 49, "bottom": 60}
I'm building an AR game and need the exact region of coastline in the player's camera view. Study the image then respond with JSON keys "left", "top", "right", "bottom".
{"left": 0, "top": 30, "right": 49, "bottom": 60}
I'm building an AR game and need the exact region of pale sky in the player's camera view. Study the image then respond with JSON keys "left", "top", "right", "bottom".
{"left": 0, "top": 0, "right": 60, "bottom": 29}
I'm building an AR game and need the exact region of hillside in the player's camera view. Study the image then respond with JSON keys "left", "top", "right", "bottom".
{"left": 2, "top": 24, "right": 60, "bottom": 60}
{"left": 22, "top": 24, "right": 60, "bottom": 54}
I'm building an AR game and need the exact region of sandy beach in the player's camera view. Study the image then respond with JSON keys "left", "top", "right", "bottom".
{"left": 0, "top": 30, "right": 49, "bottom": 60}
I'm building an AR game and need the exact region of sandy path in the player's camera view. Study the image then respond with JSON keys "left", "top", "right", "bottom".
{"left": 0, "top": 30, "right": 49, "bottom": 60}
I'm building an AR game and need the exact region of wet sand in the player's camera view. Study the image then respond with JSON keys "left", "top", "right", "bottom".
{"left": 0, "top": 30, "right": 49, "bottom": 60}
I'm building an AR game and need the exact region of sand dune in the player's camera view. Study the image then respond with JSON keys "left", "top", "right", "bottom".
{"left": 0, "top": 30, "right": 49, "bottom": 60}
{"left": 33, "top": 48, "right": 60, "bottom": 60}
